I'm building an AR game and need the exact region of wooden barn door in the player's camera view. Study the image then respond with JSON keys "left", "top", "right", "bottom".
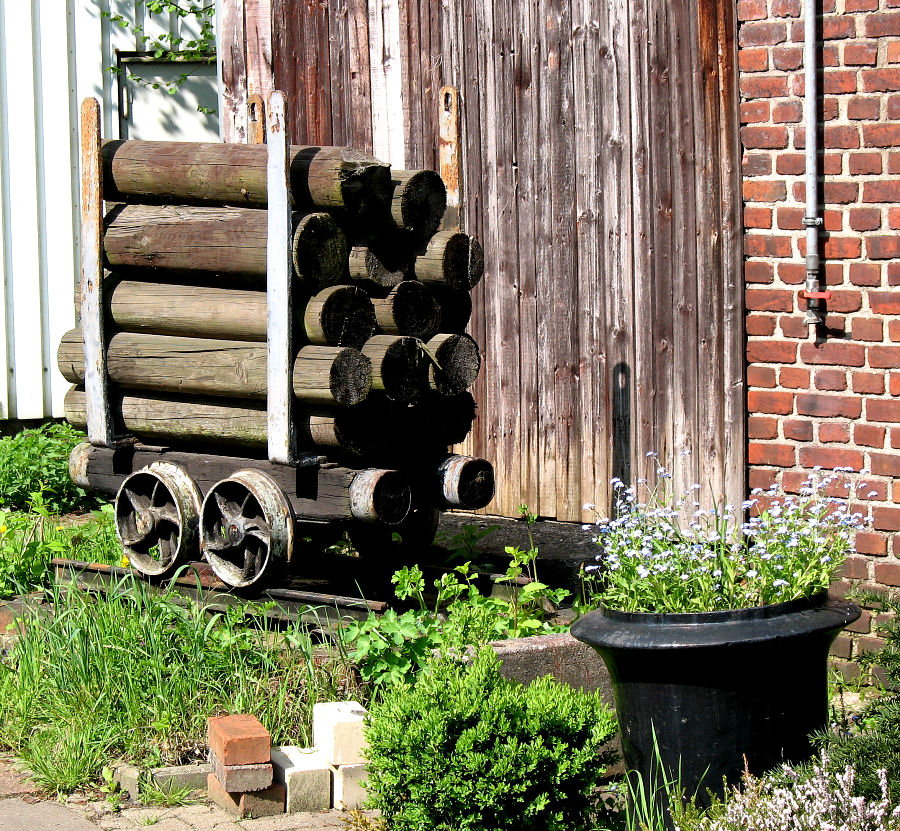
{"left": 268, "top": 0, "right": 745, "bottom": 522}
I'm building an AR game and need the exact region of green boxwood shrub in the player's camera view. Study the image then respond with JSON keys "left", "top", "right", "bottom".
{"left": 363, "top": 649, "right": 618, "bottom": 831}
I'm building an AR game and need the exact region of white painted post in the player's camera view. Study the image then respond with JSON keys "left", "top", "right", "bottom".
{"left": 266, "top": 90, "right": 294, "bottom": 464}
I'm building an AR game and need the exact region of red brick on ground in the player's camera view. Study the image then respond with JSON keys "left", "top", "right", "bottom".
{"left": 208, "top": 714, "right": 271, "bottom": 766}
{"left": 207, "top": 772, "right": 285, "bottom": 818}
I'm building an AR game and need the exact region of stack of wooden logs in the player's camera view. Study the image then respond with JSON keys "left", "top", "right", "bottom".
{"left": 59, "top": 138, "right": 494, "bottom": 557}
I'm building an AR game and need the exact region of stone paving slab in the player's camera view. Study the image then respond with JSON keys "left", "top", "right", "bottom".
{"left": 0, "top": 797, "right": 99, "bottom": 830}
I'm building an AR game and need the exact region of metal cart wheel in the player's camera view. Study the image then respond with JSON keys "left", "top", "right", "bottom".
{"left": 114, "top": 462, "right": 202, "bottom": 578}
{"left": 199, "top": 469, "right": 294, "bottom": 590}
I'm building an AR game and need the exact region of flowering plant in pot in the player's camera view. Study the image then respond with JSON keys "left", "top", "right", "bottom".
{"left": 570, "top": 459, "right": 866, "bottom": 818}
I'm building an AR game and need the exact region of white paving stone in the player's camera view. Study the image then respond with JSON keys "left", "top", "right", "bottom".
{"left": 311, "top": 703, "right": 367, "bottom": 766}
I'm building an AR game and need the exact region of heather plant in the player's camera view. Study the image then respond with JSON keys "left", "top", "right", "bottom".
{"left": 583, "top": 458, "right": 866, "bottom": 613}
{"left": 675, "top": 753, "right": 900, "bottom": 831}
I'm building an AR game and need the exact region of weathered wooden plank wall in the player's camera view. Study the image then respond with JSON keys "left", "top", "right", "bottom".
{"left": 259, "top": 0, "right": 745, "bottom": 521}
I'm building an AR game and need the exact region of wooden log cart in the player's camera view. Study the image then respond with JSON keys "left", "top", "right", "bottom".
{"left": 64, "top": 93, "right": 493, "bottom": 592}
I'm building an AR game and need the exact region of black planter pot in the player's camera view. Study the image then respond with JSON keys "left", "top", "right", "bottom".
{"left": 571, "top": 592, "right": 859, "bottom": 810}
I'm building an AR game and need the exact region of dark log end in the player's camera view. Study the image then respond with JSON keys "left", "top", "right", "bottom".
{"left": 438, "top": 455, "right": 495, "bottom": 509}
{"left": 374, "top": 281, "right": 441, "bottom": 341}
{"left": 443, "top": 233, "right": 485, "bottom": 290}
{"left": 292, "top": 212, "right": 348, "bottom": 289}
{"left": 428, "top": 286, "right": 472, "bottom": 334}
{"left": 434, "top": 392, "right": 478, "bottom": 445}
{"left": 349, "top": 468, "right": 411, "bottom": 524}
{"left": 329, "top": 348, "right": 373, "bottom": 407}
{"left": 426, "top": 334, "right": 482, "bottom": 396}
{"left": 364, "top": 336, "right": 426, "bottom": 403}
{"left": 392, "top": 170, "right": 447, "bottom": 240}
{"left": 306, "top": 285, "right": 376, "bottom": 348}
{"left": 348, "top": 246, "right": 406, "bottom": 290}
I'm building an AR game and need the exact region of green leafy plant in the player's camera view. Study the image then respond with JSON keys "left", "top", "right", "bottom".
{"left": 364, "top": 648, "right": 618, "bottom": 831}
{"left": 584, "top": 461, "right": 866, "bottom": 613}
{"left": 0, "top": 423, "right": 97, "bottom": 513}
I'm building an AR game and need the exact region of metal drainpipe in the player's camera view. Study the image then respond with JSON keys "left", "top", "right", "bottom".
{"left": 803, "top": 0, "right": 827, "bottom": 325}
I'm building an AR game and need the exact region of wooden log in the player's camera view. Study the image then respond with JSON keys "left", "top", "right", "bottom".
{"left": 70, "top": 442, "right": 411, "bottom": 525}
{"left": 423, "top": 333, "right": 481, "bottom": 396}
{"left": 59, "top": 331, "right": 371, "bottom": 407}
{"left": 390, "top": 169, "right": 447, "bottom": 241}
{"left": 428, "top": 285, "right": 472, "bottom": 334}
{"left": 413, "top": 230, "right": 484, "bottom": 290}
{"left": 103, "top": 204, "right": 346, "bottom": 288}
{"left": 303, "top": 285, "right": 376, "bottom": 348}
{"left": 372, "top": 281, "right": 440, "bottom": 340}
{"left": 427, "top": 391, "right": 477, "bottom": 446}
{"left": 361, "top": 335, "right": 426, "bottom": 403}
{"left": 101, "top": 140, "right": 391, "bottom": 218}
{"left": 435, "top": 455, "right": 495, "bottom": 509}
{"left": 347, "top": 245, "right": 406, "bottom": 290}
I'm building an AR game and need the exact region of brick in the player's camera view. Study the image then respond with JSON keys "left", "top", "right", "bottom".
{"left": 776, "top": 152, "right": 806, "bottom": 175}
{"left": 208, "top": 715, "right": 271, "bottom": 767}
{"left": 313, "top": 701, "right": 368, "bottom": 766}
{"left": 744, "top": 235, "right": 793, "bottom": 257}
{"left": 746, "top": 315, "right": 777, "bottom": 335}
{"left": 748, "top": 467, "right": 777, "bottom": 490}
{"left": 780, "top": 367, "right": 810, "bottom": 388}
{"left": 848, "top": 97, "right": 880, "bottom": 121}
{"left": 847, "top": 0, "right": 878, "bottom": 8}
{"left": 865, "top": 12, "right": 900, "bottom": 36}
{"left": 796, "top": 393, "right": 861, "bottom": 418}
{"left": 822, "top": 16, "right": 856, "bottom": 39}
{"left": 844, "top": 609, "right": 872, "bottom": 634}
{"left": 845, "top": 42, "right": 878, "bottom": 66}
{"left": 741, "top": 100, "right": 770, "bottom": 123}
{"left": 863, "top": 181, "right": 900, "bottom": 203}
{"left": 741, "top": 125, "right": 789, "bottom": 149}
{"left": 850, "top": 263, "right": 882, "bottom": 286}
{"left": 863, "top": 69, "right": 900, "bottom": 92}
{"left": 798, "top": 446, "right": 864, "bottom": 469}
{"left": 814, "top": 369, "right": 847, "bottom": 391}
{"left": 207, "top": 773, "right": 285, "bottom": 819}
{"left": 863, "top": 124, "right": 900, "bottom": 147}
{"left": 870, "top": 292, "right": 900, "bottom": 314}
{"left": 270, "top": 747, "right": 331, "bottom": 814}
{"left": 873, "top": 452, "right": 900, "bottom": 476}
{"left": 855, "top": 531, "right": 887, "bottom": 556}
{"left": 792, "top": 180, "right": 858, "bottom": 204}
{"left": 739, "top": 21, "right": 787, "bottom": 47}
{"left": 748, "top": 415, "right": 778, "bottom": 439}
{"left": 800, "top": 341, "right": 865, "bottom": 366}
{"left": 849, "top": 207, "right": 882, "bottom": 231}
{"left": 795, "top": 125, "right": 859, "bottom": 149}
{"left": 746, "top": 340, "right": 797, "bottom": 363}
{"left": 748, "top": 389, "right": 795, "bottom": 415}
{"left": 747, "top": 366, "right": 776, "bottom": 388}
{"left": 777, "top": 263, "right": 806, "bottom": 285}
{"left": 745, "top": 289, "right": 794, "bottom": 312}
{"left": 823, "top": 70, "right": 859, "bottom": 95}
{"left": 209, "top": 751, "right": 273, "bottom": 794}
{"left": 742, "top": 180, "right": 787, "bottom": 202}
{"left": 849, "top": 152, "right": 882, "bottom": 175}
{"left": 737, "top": 0, "right": 767, "bottom": 19}
{"left": 780, "top": 316, "right": 814, "bottom": 338}
{"left": 853, "top": 318, "right": 884, "bottom": 342}
{"left": 893, "top": 372, "right": 900, "bottom": 395}
{"left": 783, "top": 419, "right": 814, "bottom": 441}
{"left": 745, "top": 260, "right": 774, "bottom": 283}
{"left": 821, "top": 291, "right": 862, "bottom": 313}
{"left": 891, "top": 207, "right": 900, "bottom": 229}
{"left": 823, "top": 236, "right": 862, "bottom": 259}
{"left": 740, "top": 75, "right": 789, "bottom": 98}
{"left": 891, "top": 261, "right": 900, "bottom": 284}
{"left": 776, "top": 207, "right": 804, "bottom": 231}
{"left": 744, "top": 206, "right": 772, "bottom": 228}
{"left": 772, "top": 46, "right": 803, "bottom": 71}
{"left": 740, "top": 48, "right": 769, "bottom": 72}
{"left": 870, "top": 236, "right": 900, "bottom": 260}
{"left": 868, "top": 399, "right": 900, "bottom": 422}
{"left": 892, "top": 40, "right": 900, "bottom": 62}
{"left": 818, "top": 422, "right": 849, "bottom": 443}
{"left": 892, "top": 320, "right": 900, "bottom": 342}
{"left": 823, "top": 153, "right": 843, "bottom": 175}
{"left": 743, "top": 153, "right": 773, "bottom": 176}
{"left": 830, "top": 634, "right": 853, "bottom": 659}
{"left": 855, "top": 422, "right": 886, "bottom": 448}
{"left": 748, "top": 442, "right": 795, "bottom": 466}
{"left": 874, "top": 507, "right": 900, "bottom": 532}
{"left": 875, "top": 562, "right": 900, "bottom": 587}
{"left": 853, "top": 371, "right": 885, "bottom": 393}
{"left": 772, "top": 0, "right": 801, "bottom": 15}
{"left": 332, "top": 763, "right": 367, "bottom": 811}
{"left": 150, "top": 764, "right": 212, "bottom": 794}
{"left": 891, "top": 95, "right": 900, "bottom": 120}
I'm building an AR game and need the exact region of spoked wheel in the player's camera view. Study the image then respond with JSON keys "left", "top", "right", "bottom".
{"left": 199, "top": 469, "right": 294, "bottom": 590}
{"left": 114, "top": 463, "right": 202, "bottom": 578}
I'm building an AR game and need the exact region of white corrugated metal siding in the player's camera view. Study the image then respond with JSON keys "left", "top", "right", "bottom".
{"left": 0, "top": 0, "right": 218, "bottom": 421}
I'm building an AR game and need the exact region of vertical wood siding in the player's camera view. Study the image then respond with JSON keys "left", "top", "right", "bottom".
{"left": 258, "top": 0, "right": 746, "bottom": 521}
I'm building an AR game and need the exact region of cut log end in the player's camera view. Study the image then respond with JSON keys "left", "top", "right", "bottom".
{"left": 425, "top": 333, "right": 481, "bottom": 396}
{"left": 429, "top": 286, "right": 472, "bottom": 334}
{"left": 304, "top": 285, "right": 376, "bottom": 348}
{"left": 416, "top": 231, "right": 485, "bottom": 290}
{"left": 292, "top": 212, "right": 348, "bottom": 289}
{"left": 362, "top": 335, "right": 426, "bottom": 403}
{"left": 437, "top": 455, "right": 495, "bottom": 509}
{"left": 348, "top": 469, "right": 411, "bottom": 524}
{"left": 329, "top": 347, "right": 373, "bottom": 407}
{"left": 348, "top": 246, "right": 406, "bottom": 290}
{"left": 391, "top": 169, "right": 447, "bottom": 240}
{"left": 373, "top": 281, "right": 440, "bottom": 341}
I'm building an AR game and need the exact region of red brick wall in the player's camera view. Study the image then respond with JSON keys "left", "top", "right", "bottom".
{"left": 739, "top": 0, "right": 900, "bottom": 674}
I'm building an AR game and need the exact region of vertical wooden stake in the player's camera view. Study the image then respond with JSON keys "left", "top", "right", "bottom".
{"left": 248, "top": 93, "right": 266, "bottom": 144}
{"left": 439, "top": 85, "right": 461, "bottom": 231}
{"left": 80, "top": 98, "right": 113, "bottom": 447}
{"left": 266, "top": 90, "right": 295, "bottom": 464}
